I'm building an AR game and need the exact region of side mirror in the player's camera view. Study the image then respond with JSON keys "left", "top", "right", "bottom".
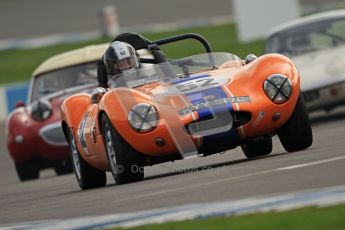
{"left": 91, "top": 87, "right": 107, "bottom": 104}
{"left": 244, "top": 54, "right": 257, "bottom": 64}
{"left": 15, "top": 101, "right": 25, "bottom": 108}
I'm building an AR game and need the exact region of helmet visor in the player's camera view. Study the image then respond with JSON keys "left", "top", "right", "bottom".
{"left": 114, "top": 57, "right": 139, "bottom": 73}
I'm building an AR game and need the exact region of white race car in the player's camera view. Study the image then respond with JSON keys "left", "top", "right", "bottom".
{"left": 266, "top": 9, "right": 345, "bottom": 112}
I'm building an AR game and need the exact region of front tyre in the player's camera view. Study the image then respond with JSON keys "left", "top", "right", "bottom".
{"left": 278, "top": 93, "right": 313, "bottom": 152}
{"left": 241, "top": 137, "right": 273, "bottom": 158}
{"left": 15, "top": 160, "right": 39, "bottom": 181}
{"left": 68, "top": 129, "right": 106, "bottom": 190}
{"left": 102, "top": 114, "right": 144, "bottom": 185}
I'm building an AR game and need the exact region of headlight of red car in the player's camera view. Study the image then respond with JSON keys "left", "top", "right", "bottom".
{"left": 128, "top": 103, "right": 159, "bottom": 133}
{"left": 263, "top": 74, "right": 292, "bottom": 104}
{"left": 31, "top": 99, "right": 52, "bottom": 121}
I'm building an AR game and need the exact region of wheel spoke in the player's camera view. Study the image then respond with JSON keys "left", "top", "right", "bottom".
{"left": 105, "top": 127, "right": 118, "bottom": 173}
{"left": 70, "top": 134, "right": 81, "bottom": 179}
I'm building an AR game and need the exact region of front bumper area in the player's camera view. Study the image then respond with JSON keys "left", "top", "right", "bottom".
{"left": 39, "top": 122, "right": 68, "bottom": 146}
{"left": 304, "top": 81, "right": 345, "bottom": 111}
{"left": 8, "top": 122, "right": 69, "bottom": 163}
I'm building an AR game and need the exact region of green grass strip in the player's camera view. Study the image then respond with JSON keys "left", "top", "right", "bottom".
{"left": 0, "top": 23, "right": 264, "bottom": 85}
{"left": 112, "top": 204, "right": 345, "bottom": 230}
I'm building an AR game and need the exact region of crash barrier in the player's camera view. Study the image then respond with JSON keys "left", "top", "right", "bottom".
{"left": 0, "top": 82, "right": 29, "bottom": 120}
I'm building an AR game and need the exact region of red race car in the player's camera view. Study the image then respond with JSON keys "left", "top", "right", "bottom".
{"left": 6, "top": 44, "right": 107, "bottom": 181}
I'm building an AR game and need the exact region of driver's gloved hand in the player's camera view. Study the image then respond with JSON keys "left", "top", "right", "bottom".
{"left": 97, "top": 60, "right": 108, "bottom": 88}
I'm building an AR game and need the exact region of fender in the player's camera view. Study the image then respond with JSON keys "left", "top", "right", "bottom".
{"left": 248, "top": 54, "right": 300, "bottom": 109}
{"left": 234, "top": 54, "right": 300, "bottom": 89}
{"left": 98, "top": 87, "right": 152, "bottom": 135}
{"left": 61, "top": 93, "right": 92, "bottom": 140}
{"left": 8, "top": 103, "right": 69, "bottom": 162}
{"left": 6, "top": 108, "right": 36, "bottom": 161}
{"left": 255, "top": 54, "right": 299, "bottom": 84}
{"left": 98, "top": 87, "right": 201, "bottom": 156}
{"left": 224, "top": 53, "right": 301, "bottom": 138}
{"left": 7, "top": 107, "right": 27, "bottom": 139}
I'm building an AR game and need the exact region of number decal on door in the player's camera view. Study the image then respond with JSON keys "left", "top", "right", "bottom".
{"left": 78, "top": 110, "right": 90, "bottom": 155}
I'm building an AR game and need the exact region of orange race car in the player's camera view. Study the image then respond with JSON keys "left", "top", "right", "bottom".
{"left": 61, "top": 33, "right": 313, "bottom": 190}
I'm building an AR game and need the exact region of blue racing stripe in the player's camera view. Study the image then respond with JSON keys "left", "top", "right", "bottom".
{"left": 184, "top": 84, "right": 239, "bottom": 146}
{"left": 186, "top": 86, "right": 231, "bottom": 118}
{"left": 172, "top": 73, "right": 210, "bottom": 84}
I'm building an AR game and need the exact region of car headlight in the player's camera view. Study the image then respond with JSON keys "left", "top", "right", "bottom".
{"left": 263, "top": 74, "right": 292, "bottom": 104}
{"left": 31, "top": 99, "right": 52, "bottom": 121}
{"left": 128, "top": 103, "right": 159, "bottom": 133}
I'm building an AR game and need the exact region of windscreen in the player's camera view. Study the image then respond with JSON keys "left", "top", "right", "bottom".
{"left": 109, "top": 52, "right": 241, "bottom": 88}
{"left": 266, "top": 17, "right": 345, "bottom": 56}
{"left": 30, "top": 62, "right": 98, "bottom": 102}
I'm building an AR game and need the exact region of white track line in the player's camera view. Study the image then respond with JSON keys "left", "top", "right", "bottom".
{"left": 110, "top": 155, "right": 345, "bottom": 204}
{"left": 277, "top": 155, "right": 345, "bottom": 171}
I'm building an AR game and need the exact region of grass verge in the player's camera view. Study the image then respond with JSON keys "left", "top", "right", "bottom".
{"left": 0, "top": 23, "right": 264, "bottom": 85}
{"left": 112, "top": 204, "right": 345, "bottom": 230}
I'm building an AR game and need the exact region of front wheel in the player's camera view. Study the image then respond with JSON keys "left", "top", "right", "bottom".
{"left": 15, "top": 160, "right": 39, "bottom": 181}
{"left": 241, "top": 137, "right": 273, "bottom": 158}
{"left": 102, "top": 114, "right": 144, "bottom": 185}
{"left": 68, "top": 129, "right": 106, "bottom": 190}
{"left": 278, "top": 93, "right": 313, "bottom": 152}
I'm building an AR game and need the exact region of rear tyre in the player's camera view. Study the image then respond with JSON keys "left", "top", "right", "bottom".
{"left": 102, "top": 114, "right": 144, "bottom": 185}
{"left": 241, "top": 137, "right": 273, "bottom": 158}
{"left": 68, "top": 129, "right": 106, "bottom": 190}
{"left": 15, "top": 160, "right": 39, "bottom": 181}
{"left": 278, "top": 93, "right": 313, "bottom": 152}
{"left": 54, "top": 159, "right": 73, "bottom": 175}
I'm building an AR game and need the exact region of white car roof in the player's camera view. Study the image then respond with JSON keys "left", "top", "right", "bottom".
{"left": 267, "top": 9, "right": 345, "bottom": 38}
{"left": 33, "top": 43, "right": 108, "bottom": 77}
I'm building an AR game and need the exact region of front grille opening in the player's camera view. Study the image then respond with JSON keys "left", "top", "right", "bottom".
{"left": 233, "top": 111, "right": 251, "bottom": 128}
{"left": 185, "top": 111, "right": 251, "bottom": 134}
{"left": 40, "top": 127, "right": 67, "bottom": 146}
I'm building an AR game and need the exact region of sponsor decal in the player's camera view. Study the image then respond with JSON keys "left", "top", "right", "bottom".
{"left": 179, "top": 96, "right": 251, "bottom": 116}
{"left": 78, "top": 110, "right": 91, "bottom": 155}
{"left": 252, "top": 110, "right": 265, "bottom": 127}
{"left": 90, "top": 123, "right": 96, "bottom": 143}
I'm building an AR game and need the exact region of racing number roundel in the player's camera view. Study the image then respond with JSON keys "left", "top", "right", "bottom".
{"left": 174, "top": 76, "right": 231, "bottom": 94}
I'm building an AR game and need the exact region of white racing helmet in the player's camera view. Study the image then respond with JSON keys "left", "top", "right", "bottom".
{"left": 103, "top": 41, "right": 140, "bottom": 76}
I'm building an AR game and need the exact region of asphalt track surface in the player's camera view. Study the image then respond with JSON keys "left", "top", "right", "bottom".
{"left": 0, "top": 0, "right": 232, "bottom": 40}
{"left": 0, "top": 107, "right": 345, "bottom": 226}
{"left": 1, "top": 0, "right": 343, "bottom": 40}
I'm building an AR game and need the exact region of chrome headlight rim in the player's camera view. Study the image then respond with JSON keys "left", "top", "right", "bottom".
{"left": 263, "top": 74, "right": 292, "bottom": 104}
{"left": 128, "top": 103, "right": 159, "bottom": 133}
{"left": 30, "top": 99, "right": 52, "bottom": 121}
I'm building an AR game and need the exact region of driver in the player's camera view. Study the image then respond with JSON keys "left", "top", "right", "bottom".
{"left": 103, "top": 41, "right": 140, "bottom": 79}
{"left": 97, "top": 41, "right": 141, "bottom": 88}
